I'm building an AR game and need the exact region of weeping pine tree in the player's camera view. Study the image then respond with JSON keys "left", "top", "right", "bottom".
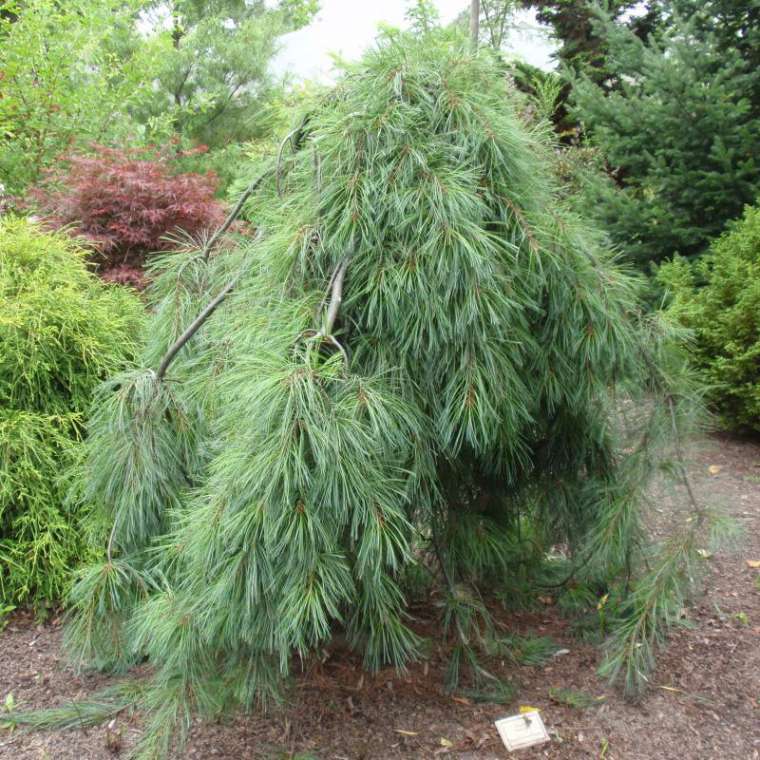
{"left": 27, "top": 28, "right": 711, "bottom": 758}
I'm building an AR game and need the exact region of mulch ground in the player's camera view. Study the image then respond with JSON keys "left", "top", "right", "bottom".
{"left": 1, "top": 433, "right": 759, "bottom": 760}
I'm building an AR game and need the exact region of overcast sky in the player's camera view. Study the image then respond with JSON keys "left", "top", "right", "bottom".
{"left": 273, "top": 1, "right": 557, "bottom": 83}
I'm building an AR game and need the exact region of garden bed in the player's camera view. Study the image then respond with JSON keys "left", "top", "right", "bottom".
{"left": 1, "top": 434, "right": 758, "bottom": 760}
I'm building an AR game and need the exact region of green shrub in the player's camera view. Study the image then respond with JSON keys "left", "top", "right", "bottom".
{"left": 659, "top": 204, "right": 760, "bottom": 432}
{"left": 0, "top": 217, "right": 144, "bottom": 606}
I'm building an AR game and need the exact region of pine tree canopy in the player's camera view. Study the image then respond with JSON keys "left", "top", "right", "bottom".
{"left": 49, "top": 28, "right": 708, "bottom": 759}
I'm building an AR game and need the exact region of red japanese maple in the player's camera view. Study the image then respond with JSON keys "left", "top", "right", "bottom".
{"left": 31, "top": 146, "right": 226, "bottom": 276}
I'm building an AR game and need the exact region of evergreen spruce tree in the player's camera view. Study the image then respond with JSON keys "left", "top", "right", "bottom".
{"left": 18, "top": 28, "right": 711, "bottom": 758}
{"left": 569, "top": 4, "right": 760, "bottom": 265}
{"left": 521, "top": 0, "right": 643, "bottom": 82}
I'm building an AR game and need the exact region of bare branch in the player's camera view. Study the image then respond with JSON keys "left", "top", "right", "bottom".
{"left": 303, "top": 253, "right": 353, "bottom": 366}
{"left": 156, "top": 275, "right": 240, "bottom": 381}
{"left": 202, "top": 168, "right": 271, "bottom": 261}
{"left": 322, "top": 257, "right": 349, "bottom": 335}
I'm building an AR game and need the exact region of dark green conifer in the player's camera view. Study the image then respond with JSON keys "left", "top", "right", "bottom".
{"left": 569, "top": 4, "right": 760, "bottom": 264}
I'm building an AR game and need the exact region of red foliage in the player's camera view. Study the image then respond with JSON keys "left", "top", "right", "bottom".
{"left": 30, "top": 146, "right": 226, "bottom": 273}
{"left": 100, "top": 264, "right": 148, "bottom": 291}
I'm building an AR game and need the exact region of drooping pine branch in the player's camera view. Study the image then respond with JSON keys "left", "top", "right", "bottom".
{"left": 201, "top": 167, "right": 272, "bottom": 261}
{"left": 156, "top": 276, "right": 239, "bottom": 380}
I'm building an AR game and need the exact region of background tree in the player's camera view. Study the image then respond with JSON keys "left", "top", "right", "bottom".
{"left": 405, "top": 0, "right": 441, "bottom": 35}
{"left": 0, "top": 0, "right": 319, "bottom": 196}
{"left": 521, "top": 0, "right": 644, "bottom": 82}
{"left": 669, "top": 0, "right": 760, "bottom": 115}
{"left": 0, "top": 0, "right": 156, "bottom": 194}
{"left": 507, "top": 1, "right": 659, "bottom": 145}
{"left": 136, "top": 0, "right": 318, "bottom": 148}
{"left": 478, "top": 0, "right": 516, "bottom": 50}
{"left": 450, "top": 1, "right": 519, "bottom": 53}
{"left": 470, "top": 0, "right": 480, "bottom": 48}
{"left": 569, "top": 4, "right": 760, "bottom": 265}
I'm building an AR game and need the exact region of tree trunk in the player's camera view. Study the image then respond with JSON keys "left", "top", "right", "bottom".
{"left": 470, "top": 0, "right": 480, "bottom": 51}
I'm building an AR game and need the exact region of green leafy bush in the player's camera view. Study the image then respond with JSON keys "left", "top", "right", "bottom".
{"left": 659, "top": 204, "right": 760, "bottom": 431}
{"left": 0, "top": 217, "right": 144, "bottom": 605}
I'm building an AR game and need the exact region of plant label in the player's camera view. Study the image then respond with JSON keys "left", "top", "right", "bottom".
{"left": 495, "top": 711, "right": 550, "bottom": 752}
